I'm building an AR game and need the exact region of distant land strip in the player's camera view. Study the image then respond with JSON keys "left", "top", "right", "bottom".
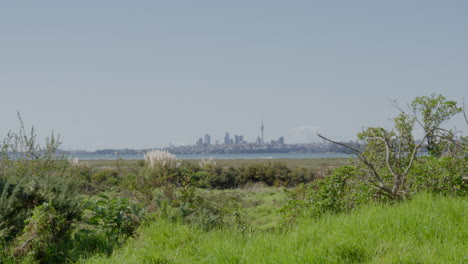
{"left": 61, "top": 142, "right": 364, "bottom": 156}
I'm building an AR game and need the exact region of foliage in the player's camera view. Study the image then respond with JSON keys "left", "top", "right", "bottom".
{"left": 0, "top": 179, "right": 41, "bottom": 240}
{"left": 410, "top": 94, "right": 462, "bottom": 157}
{"left": 319, "top": 94, "right": 464, "bottom": 200}
{"left": 12, "top": 203, "right": 70, "bottom": 263}
{"left": 195, "top": 165, "right": 238, "bottom": 189}
{"left": 236, "top": 162, "right": 314, "bottom": 187}
{"left": 130, "top": 151, "right": 188, "bottom": 202}
{"left": 84, "top": 194, "right": 468, "bottom": 264}
{"left": 198, "top": 157, "right": 217, "bottom": 169}
{"left": 86, "top": 195, "right": 144, "bottom": 241}
{"left": 287, "top": 167, "right": 315, "bottom": 186}
{"left": 279, "top": 166, "right": 373, "bottom": 229}
{"left": 410, "top": 156, "right": 467, "bottom": 196}
{"left": 152, "top": 175, "right": 246, "bottom": 231}
{"left": 91, "top": 169, "right": 118, "bottom": 183}
{"left": 0, "top": 115, "right": 82, "bottom": 241}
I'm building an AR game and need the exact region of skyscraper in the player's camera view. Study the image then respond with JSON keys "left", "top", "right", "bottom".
{"left": 260, "top": 121, "right": 264, "bottom": 144}
{"left": 204, "top": 134, "right": 211, "bottom": 146}
{"left": 278, "top": 136, "right": 285, "bottom": 145}
{"left": 224, "top": 132, "right": 231, "bottom": 145}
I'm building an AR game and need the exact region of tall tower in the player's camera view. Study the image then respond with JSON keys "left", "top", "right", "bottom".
{"left": 260, "top": 120, "right": 264, "bottom": 144}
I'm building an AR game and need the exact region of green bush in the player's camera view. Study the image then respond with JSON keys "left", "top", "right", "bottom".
{"left": 86, "top": 195, "right": 144, "bottom": 242}
{"left": 148, "top": 175, "right": 245, "bottom": 231}
{"left": 197, "top": 166, "right": 238, "bottom": 189}
{"left": 0, "top": 116, "right": 83, "bottom": 262}
{"left": 12, "top": 203, "right": 70, "bottom": 263}
{"left": 91, "top": 169, "right": 119, "bottom": 183}
{"left": 0, "top": 162, "right": 82, "bottom": 242}
{"left": 237, "top": 162, "right": 292, "bottom": 186}
{"left": 410, "top": 156, "right": 467, "bottom": 196}
{"left": 279, "top": 166, "right": 374, "bottom": 228}
{"left": 0, "top": 179, "right": 40, "bottom": 240}
{"left": 288, "top": 168, "right": 315, "bottom": 186}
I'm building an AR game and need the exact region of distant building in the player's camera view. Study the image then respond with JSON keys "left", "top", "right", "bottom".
{"left": 204, "top": 134, "right": 211, "bottom": 146}
{"left": 260, "top": 121, "right": 264, "bottom": 144}
{"left": 195, "top": 137, "right": 203, "bottom": 146}
{"left": 224, "top": 132, "right": 231, "bottom": 145}
{"left": 270, "top": 136, "right": 285, "bottom": 145}
{"left": 255, "top": 136, "right": 262, "bottom": 145}
{"left": 278, "top": 136, "right": 285, "bottom": 145}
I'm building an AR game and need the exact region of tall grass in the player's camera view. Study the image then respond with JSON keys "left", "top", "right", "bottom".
{"left": 144, "top": 150, "right": 181, "bottom": 170}
{"left": 86, "top": 193, "right": 467, "bottom": 263}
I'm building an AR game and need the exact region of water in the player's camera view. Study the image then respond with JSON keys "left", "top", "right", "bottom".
{"left": 72, "top": 152, "right": 351, "bottom": 160}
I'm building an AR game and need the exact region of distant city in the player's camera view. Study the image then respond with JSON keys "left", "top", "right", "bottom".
{"left": 194, "top": 121, "right": 285, "bottom": 147}
{"left": 64, "top": 121, "right": 364, "bottom": 156}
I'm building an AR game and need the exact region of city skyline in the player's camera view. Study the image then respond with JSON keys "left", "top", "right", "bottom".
{"left": 195, "top": 121, "right": 285, "bottom": 147}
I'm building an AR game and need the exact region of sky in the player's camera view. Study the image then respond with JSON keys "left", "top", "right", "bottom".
{"left": 1, "top": 1, "right": 467, "bottom": 150}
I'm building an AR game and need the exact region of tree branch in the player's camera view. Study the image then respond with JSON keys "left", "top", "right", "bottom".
{"left": 463, "top": 99, "right": 468, "bottom": 126}
{"left": 317, "top": 133, "right": 393, "bottom": 196}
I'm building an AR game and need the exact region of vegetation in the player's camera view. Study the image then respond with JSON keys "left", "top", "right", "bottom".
{"left": 81, "top": 157, "right": 347, "bottom": 173}
{"left": 86, "top": 193, "right": 468, "bottom": 264}
{"left": 0, "top": 94, "right": 466, "bottom": 263}
{"left": 319, "top": 94, "right": 465, "bottom": 200}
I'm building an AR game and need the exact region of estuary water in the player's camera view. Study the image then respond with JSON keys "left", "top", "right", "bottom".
{"left": 73, "top": 152, "right": 351, "bottom": 160}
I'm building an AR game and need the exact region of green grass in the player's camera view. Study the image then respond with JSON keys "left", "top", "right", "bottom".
{"left": 84, "top": 193, "right": 468, "bottom": 263}
{"left": 205, "top": 184, "right": 287, "bottom": 230}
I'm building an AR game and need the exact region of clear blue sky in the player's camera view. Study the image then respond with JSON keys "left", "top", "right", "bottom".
{"left": 1, "top": 1, "right": 467, "bottom": 150}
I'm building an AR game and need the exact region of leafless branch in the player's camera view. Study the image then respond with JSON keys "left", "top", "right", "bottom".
{"left": 463, "top": 99, "right": 468, "bottom": 126}
{"left": 403, "top": 134, "right": 427, "bottom": 177}
{"left": 317, "top": 133, "right": 393, "bottom": 196}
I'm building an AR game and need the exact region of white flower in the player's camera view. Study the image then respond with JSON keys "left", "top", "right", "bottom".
{"left": 144, "top": 150, "right": 180, "bottom": 169}
{"left": 68, "top": 156, "right": 79, "bottom": 166}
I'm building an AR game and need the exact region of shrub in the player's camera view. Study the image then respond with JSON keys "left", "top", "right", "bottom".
{"left": 12, "top": 203, "right": 70, "bottom": 263}
{"left": 91, "top": 169, "right": 119, "bottom": 184}
{"left": 156, "top": 185, "right": 244, "bottom": 231}
{"left": 0, "top": 115, "right": 83, "bottom": 251}
{"left": 86, "top": 195, "right": 144, "bottom": 242}
{"left": 198, "top": 157, "right": 217, "bottom": 169}
{"left": 236, "top": 162, "right": 285, "bottom": 186}
{"left": 196, "top": 166, "right": 238, "bottom": 189}
{"left": 288, "top": 168, "right": 315, "bottom": 186}
{"left": 0, "top": 179, "right": 39, "bottom": 240}
{"left": 279, "top": 166, "right": 374, "bottom": 228}
{"left": 191, "top": 171, "right": 211, "bottom": 188}
{"left": 410, "top": 156, "right": 467, "bottom": 196}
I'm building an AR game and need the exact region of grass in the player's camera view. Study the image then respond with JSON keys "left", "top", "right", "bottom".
{"left": 84, "top": 193, "right": 467, "bottom": 263}
{"left": 206, "top": 184, "right": 287, "bottom": 230}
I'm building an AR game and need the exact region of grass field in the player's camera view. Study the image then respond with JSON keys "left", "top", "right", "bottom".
{"left": 85, "top": 193, "right": 468, "bottom": 263}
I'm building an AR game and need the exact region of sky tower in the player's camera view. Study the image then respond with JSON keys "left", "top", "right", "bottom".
{"left": 260, "top": 120, "right": 264, "bottom": 144}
